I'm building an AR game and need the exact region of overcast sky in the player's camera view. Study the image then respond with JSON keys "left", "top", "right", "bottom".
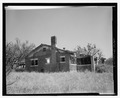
{"left": 6, "top": 6, "right": 112, "bottom": 58}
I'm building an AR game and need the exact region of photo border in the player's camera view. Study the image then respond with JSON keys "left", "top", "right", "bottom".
{"left": 2, "top": 3, "right": 117, "bottom": 96}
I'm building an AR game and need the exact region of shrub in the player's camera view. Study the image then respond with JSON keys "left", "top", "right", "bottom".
{"left": 95, "top": 64, "right": 113, "bottom": 73}
{"left": 95, "top": 65, "right": 106, "bottom": 73}
{"left": 105, "top": 57, "right": 113, "bottom": 65}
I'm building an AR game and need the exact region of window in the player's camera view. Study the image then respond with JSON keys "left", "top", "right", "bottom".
{"left": 46, "top": 58, "right": 50, "bottom": 64}
{"left": 43, "top": 48, "right": 46, "bottom": 52}
{"left": 30, "top": 58, "right": 38, "bottom": 66}
{"left": 35, "top": 59, "right": 38, "bottom": 65}
{"left": 60, "top": 56, "right": 66, "bottom": 63}
{"left": 31, "top": 60, "right": 34, "bottom": 65}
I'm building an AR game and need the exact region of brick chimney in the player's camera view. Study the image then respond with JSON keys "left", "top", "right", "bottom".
{"left": 51, "top": 36, "right": 57, "bottom": 70}
{"left": 51, "top": 36, "right": 56, "bottom": 48}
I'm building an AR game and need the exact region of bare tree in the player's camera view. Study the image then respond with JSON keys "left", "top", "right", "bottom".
{"left": 6, "top": 38, "right": 35, "bottom": 75}
{"left": 14, "top": 38, "right": 35, "bottom": 64}
{"left": 6, "top": 42, "right": 14, "bottom": 75}
{"left": 75, "top": 43, "right": 103, "bottom": 61}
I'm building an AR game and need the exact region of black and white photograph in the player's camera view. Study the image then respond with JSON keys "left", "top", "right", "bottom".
{"left": 3, "top": 3, "right": 117, "bottom": 95}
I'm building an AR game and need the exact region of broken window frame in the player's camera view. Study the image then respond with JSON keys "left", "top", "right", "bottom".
{"left": 45, "top": 57, "right": 50, "bottom": 64}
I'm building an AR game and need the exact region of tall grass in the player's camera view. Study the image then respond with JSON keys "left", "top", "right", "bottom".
{"left": 6, "top": 71, "right": 114, "bottom": 94}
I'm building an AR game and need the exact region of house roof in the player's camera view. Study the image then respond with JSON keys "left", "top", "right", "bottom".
{"left": 26, "top": 44, "right": 75, "bottom": 57}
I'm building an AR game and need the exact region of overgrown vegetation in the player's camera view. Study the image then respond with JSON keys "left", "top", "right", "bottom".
{"left": 6, "top": 40, "right": 114, "bottom": 94}
{"left": 95, "top": 64, "right": 113, "bottom": 73}
{"left": 6, "top": 71, "right": 113, "bottom": 94}
{"left": 95, "top": 57, "right": 113, "bottom": 73}
{"left": 105, "top": 57, "right": 113, "bottom": 65}
{"left": 75, "top": 43, "right": 103, "bottom": 59}
{"left": 6, "top": 38, "right": 35, "bottom": 75}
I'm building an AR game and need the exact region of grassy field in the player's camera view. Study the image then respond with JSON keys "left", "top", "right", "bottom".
{"left": 6, "top": 71, "right": 114, "bottom": 94}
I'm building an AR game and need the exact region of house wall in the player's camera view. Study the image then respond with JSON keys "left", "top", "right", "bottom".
{"left": 25, "top": 35, "right": 74, "bottom": 72}
{"left": 25, "top": 43, "right": 72, "bottom": 72}
{"left": 56, "top": 52, "right": 70, "bottom": 72}
{"left": 25, "top": 48, "right": 52, "bottom": 72}
{"left": 38, "top": 55, "right": 51, "bottom": 72}
{"left": 25, "top": 52, "right": 71, "bottom": 72}
{"left": 28, "top": 46, "right": 50, "bottom": 57}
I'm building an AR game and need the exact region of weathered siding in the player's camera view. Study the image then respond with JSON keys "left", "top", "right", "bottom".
{"left": 38, "top": 55, "right": 51, "bottom": 72}
{"left": 28, "top": 46, "right": 50, "bottom": 57}
{"left": 26, "top": 53, "right": 71, "bottom": 72}
{"left": 25, "top": 43, "right": 73, "bottom": 72}
{"left": 25, "top": 48, "right": 52, "bottom": 72}
{"left": 57, "top": 53, "right": 70, "bottom": 72}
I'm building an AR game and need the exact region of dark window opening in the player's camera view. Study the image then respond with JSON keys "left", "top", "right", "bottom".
{"left": 31, "top": 59, "right": 38, "bottom": 66}
{"left": 60, "top": 56, "right": 65, "bottom": 63}
{"left": 77, "top": 56, "right": 91, "bottom": 65}
{"left": 31, "top": 60, "right": 34, "bottom": 65}
{"left": 35, "top": 60, "right": 38, "bottom": 65}
{"left": 43, "top": 48, "right": 46, "bottom": 52}
{"left": 77, "top": 58, "right": 81, "bottom": 65}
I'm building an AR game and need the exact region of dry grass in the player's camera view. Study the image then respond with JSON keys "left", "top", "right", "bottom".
{"left": 6, "top": 71, "right": 114, "bottom": 94}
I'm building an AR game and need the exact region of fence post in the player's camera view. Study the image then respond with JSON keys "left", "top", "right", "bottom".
{"left": 91, "top": 56, "right": 95, "bottom": 72}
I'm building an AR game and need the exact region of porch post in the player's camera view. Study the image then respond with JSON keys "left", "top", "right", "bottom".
{"left": 91, "top": 56, "right": 95, "bottom": 72}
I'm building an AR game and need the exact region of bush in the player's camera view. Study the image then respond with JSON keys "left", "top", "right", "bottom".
{"left": 105, "top": 57, "right": 113, "bottom": 65}
{"left": 95, "top": 65, "right": 106, "bottom": 73}
{"left": 95, "top": 64, "right": 113, "bottom": 73}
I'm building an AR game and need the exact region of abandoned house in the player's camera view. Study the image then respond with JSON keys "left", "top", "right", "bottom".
{"left": 25, "top": 36, "right": 76, "bottom": 72}
{"left": 25, "top": 36, "right": 100, "bottom": 72}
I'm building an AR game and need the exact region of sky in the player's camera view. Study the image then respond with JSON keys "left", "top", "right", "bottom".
{"left": 6, "top": 6, "right": 113, "bottom": 59}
